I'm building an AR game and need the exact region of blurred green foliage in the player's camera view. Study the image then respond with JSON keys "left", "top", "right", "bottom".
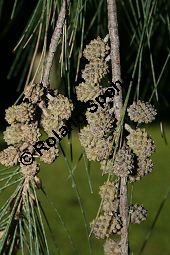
{"left": 1, "top": 124, "right": 170, "bottom": 255}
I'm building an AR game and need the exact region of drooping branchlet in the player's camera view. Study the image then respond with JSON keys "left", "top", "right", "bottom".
{"left": 0, "top": 82, "right": 74, "bottom": 217}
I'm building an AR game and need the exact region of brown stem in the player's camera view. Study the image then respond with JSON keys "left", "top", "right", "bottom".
{"left": 42, "top": 0, "right": 70, "bottom": 87}
{"left": 120, "top": 177, "right": 129, "bottom": 255}
{"left": 107, "top": 0, "right": 122, "bottom": 120}
{"left": 107, "top": 0, "right": 128, "bottom": 254}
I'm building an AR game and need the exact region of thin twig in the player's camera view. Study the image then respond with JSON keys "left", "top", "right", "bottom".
{"left": 120, "top": 177, "right": 129, "bottom": 255}
{"left": 107, "top": 1, "right": 128, "bottom": 255}
{"left": 107, "top": 0, "right": 122, "bottom": 120}
{"left": 42, "top": 0, "right": 70, "bottom": 87}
